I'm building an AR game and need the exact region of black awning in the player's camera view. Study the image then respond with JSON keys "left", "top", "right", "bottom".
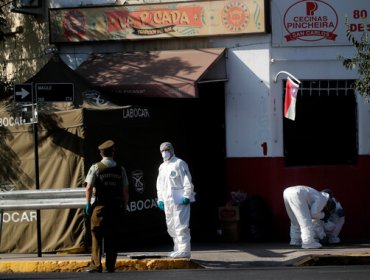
{"left": 76, "top": 48, "right": 226, "bottom": 98}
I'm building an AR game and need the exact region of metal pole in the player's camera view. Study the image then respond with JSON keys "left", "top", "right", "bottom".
{"left": 33, "top": 110, "right": 42, "bottom": 257}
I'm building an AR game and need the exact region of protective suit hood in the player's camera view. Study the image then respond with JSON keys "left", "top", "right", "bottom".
{"left": 160, "top": 142, "right": 175, "bottom": 161}
{"left": 321, "top": 191, "right": 330, "bottom": 200}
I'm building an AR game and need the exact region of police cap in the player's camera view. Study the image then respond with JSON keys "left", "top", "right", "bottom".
{"left": 98, "top": 140, "right": 115, "bottom": 150}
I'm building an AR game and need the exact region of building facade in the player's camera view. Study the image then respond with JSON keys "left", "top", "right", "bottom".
{"left": 1, "top": 0, "right": 370, "bottom": 252}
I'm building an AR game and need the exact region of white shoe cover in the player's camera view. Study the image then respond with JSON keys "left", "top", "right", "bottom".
{"left": 289, "top": 239, "right": 302, "bottom": 246}
{"left": 170, "top": 251, "right": 191, "bottom": 258}
{"left": 301, "top": 241, "right": 322, "bottom": 249}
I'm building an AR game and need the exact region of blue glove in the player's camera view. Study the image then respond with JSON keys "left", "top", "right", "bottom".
{"left": 158, "top": 201, "right": 164, "bottom": 211}
{"left": 182, "top": 197, "right": 190, "bottom": 205}
{"left": 337, "top": 208, "right": 345, "bottom": 218}
{"left": 85, "top": 203, "right": 92, "bottom": 216}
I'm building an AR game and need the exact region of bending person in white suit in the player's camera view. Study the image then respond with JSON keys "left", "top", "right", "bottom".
{"left": 283, "top": 185, "right": 335, "bottom": 249}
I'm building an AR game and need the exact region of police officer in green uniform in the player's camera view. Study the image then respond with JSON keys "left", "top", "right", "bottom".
{"left": 85, "top": 140, "right": 129, "bottom": 273}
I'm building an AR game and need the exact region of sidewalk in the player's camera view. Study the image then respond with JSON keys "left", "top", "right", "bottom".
{"left": 0, "top": 242, "right": 369, "bottom": 272}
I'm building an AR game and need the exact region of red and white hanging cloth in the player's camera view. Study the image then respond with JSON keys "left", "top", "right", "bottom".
{"left": 284, "top": 77, "right": 300, "bottom": 121}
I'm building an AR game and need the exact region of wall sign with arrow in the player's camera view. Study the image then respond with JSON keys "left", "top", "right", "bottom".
{"left": 14, "top": 83, "right": 33, "bottom": 103}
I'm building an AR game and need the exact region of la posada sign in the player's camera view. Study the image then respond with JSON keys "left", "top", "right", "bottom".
{"left": 49, "top": 0, "right": 266, "bottom": 43}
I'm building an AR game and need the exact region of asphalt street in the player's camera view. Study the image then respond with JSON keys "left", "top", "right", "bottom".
{"left": 1, "top": 266, "right": 370, "bottom": 280}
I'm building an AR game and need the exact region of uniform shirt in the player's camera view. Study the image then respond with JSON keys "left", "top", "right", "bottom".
{"left": 156, "top": 156, "right": 193, "bottom": 202}
{"left": 85, "top": 157, "right": 129, "bottom": 189}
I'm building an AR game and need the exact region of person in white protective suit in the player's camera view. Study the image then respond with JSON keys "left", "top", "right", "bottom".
{"left": 314, "top": 189, "right": 345, "bottom": 244}
{"left": 156, "top": 142, "right": 195, "bottom": 259}
{"left": 283, "top": 185, "right": 335, "bottom": 249}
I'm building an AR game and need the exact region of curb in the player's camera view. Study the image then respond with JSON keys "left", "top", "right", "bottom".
{"left": 294, "top": 254, "right": 370, "bottom": 266}
{"left": 0, "top": 258, "right": 201, "bottom": 273}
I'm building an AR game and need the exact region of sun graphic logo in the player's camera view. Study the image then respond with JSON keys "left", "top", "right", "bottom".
{"left": 222, "top": 0, "right": 250, "bottom": 32}
{"left": 63, "top": 10, "right": 86, "bottom": 40}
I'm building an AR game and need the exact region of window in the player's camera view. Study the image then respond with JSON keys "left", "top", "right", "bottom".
{"left": 283, "top": 80, "right": 358, "bottom": 166}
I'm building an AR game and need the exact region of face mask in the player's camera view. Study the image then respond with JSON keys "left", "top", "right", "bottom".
{"left": 162, "top": 150, "right": 171, "bottom": 160}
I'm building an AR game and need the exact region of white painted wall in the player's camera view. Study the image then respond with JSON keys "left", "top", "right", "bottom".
{"left": 225, "top": 45, "right": 272, "bottom": 158}
{"left": 357, "top": 94, "right": 370, "bottom": 155}
{"left": 224, "top": 41, "right": 370, "bottom": 158}
{"left": 53, "top": 1, "right": 370, "bottom": 158}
